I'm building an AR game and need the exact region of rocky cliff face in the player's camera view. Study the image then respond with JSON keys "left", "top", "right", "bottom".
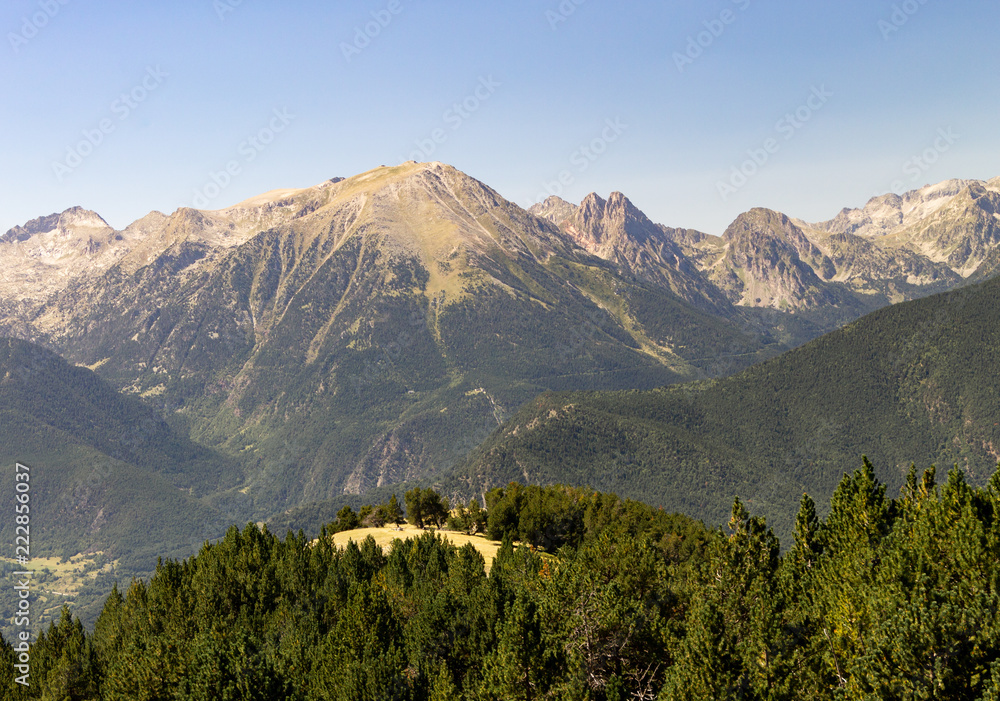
{"left": 816, "top": 179, "right": 977, "bottom": 238}
{"left": 530, "top": 191, "right": 731, "bottom": 313}
{"left": 537, "top": 178, "right": 1000, "bottom": 325}
{"left": 0, "top": 207, "right": 119, "bottom": 302}
{"left": 811, "top": 178, "right": 1000, "bottom": 278}
{"left": 709, "top": 208, "right": 839, "bottom": 310}
{"left": 887, "top": 182, "right": 1000, "bottom": 277}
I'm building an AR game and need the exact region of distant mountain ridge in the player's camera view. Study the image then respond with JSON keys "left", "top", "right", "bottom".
{"left": 7, "top": 169, "right": 997, "bottom": 345}
{"left": 0, "top": 163, "right": 780, "bottom": 519}
{"left": 532, "top": 176, "right": 1000, "bottom": 327}
{"left": 530, "top": 191, "right": 731, "bottom": 314}
{"left": 3, "top": 162, "right": 999, "bottom": 526}
{"left": 449, "top": 272, "right": 1000, "bottom": 543}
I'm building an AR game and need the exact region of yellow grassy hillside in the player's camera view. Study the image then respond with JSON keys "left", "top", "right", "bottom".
{"left": 328, "top": 523, "right": 507, "bottom": 572}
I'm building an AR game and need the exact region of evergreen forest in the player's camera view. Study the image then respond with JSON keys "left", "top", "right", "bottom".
{"left": 5, "top": 461, "right": 1000, "bottom": 699}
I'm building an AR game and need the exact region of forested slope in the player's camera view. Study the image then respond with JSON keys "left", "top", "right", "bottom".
{"left": 6, "top": 469, "right": 1000, "bottom": 699}
{"left": 0, "top": 338, "right": 244, "bottom": 637}
{"left": 453, "top": 275, "right": 1000, "bottom": 540}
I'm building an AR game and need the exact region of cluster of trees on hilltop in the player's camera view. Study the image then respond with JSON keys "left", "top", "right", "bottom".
{"left": 320, "top": 489, "right": 470, "bottom": 532}
{"left": 328, "top": 495, "right": 406, "bottom": 531}
{"left": 5, "top": 462, "right": 1000, "bottom": 699}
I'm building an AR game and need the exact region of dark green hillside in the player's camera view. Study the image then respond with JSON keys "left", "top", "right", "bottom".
{"left": 0, "top": 338, "right": 240, "bottom": 493}
{"left": 452, "top": 275, "right": 1000, "bottom": 541}
{"left": 0, "top": 339, "right": 243, "bottom": 636}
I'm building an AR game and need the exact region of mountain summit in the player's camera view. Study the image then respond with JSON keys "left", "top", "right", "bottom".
{"left": 3, "top": 162, "right": 999, "bottom": 521}
{"left": 537, "top": 177, "right": 1000, "bottom": 333}
{"left": 530, "top": 191, "right": 729, "bottom": 312}
{"left": 2, "top": 162, "right": 771, "bottom": 514}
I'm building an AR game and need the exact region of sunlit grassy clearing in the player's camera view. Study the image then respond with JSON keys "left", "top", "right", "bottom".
{"left": 329, "top": 523, "right": 520, "bottom": 573}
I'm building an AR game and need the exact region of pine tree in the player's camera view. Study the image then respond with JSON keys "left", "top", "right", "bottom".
{"left": 406, "top": 487, "right": 426, "bottom": 529}
{"left": 468, "top": 497, "right": 487, "bottom": 535}
{"left": 807, "top": 457, "right": 891, "bottom": 691}
{"left": 429, "top": 659, "right": 460, "bottom": 701}
{"left": 478, "top": 590, "right": 547, "bottom": 700}
{"left": 335, "top": 504, "right": 361, "bottom": 532}
{"left": 0, "top": 634, "right": 30, "bottom": 699}
{"left": 847, "top": 468, "right": 998, "bottom": 698}
{"left": 31, "top": 606, "right": 97, "bottom": 701}
{"left": 387, "top": 494, "right": 405, "bottom": 525}
{"left": 545, "top": 530, "right": 672, "bottom": 699}
{"left": 308, "top": 582, "right": 408, "bottom": 700}
{"left": 662, "top": 498, "right": 785, "bottom": 699}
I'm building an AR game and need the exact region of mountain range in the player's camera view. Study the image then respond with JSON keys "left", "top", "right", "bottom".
{"left": 1, "top": 163, "right": 766, "bottom": 514}
{"left": 533, "top": 175, "right": 1000, "bottom": 320}
{"left": 2, "top": 161, "right": 1000, "bottom": 557}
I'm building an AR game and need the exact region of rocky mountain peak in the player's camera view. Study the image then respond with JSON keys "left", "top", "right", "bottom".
{"left": 578, "top": 191, "right": 606, "bottom": 220}
{"left": 6, "top": 163, "right": 1000, "bottom": 341}
{"left": 321, "top": 161, "right": 566, "bottom": 266}
{"left": 530, "top": 189, "right": 672, "bottom": 259}
{"left": 572, "top": 190, "right": 662, "bottom": 250}
{"left": 816, "top": 179, "right": 980, "bottom": 239}
{"left": 723, "top": 208, "right": 816, "bottom": 252}
{"left": 963, "top": 181, "right": 1000, "bottom": 214}
{"left": 712, "top": 208, "right": 839, "bottom": 310}
{"left": 2, "top": 206, "right": 111, "bottom": 244}
{"left": 527, "top": 196, "right": 577, "bottom": 226}
{"left": 7, "top": 163, "right": 1000, "bottom": 523}
{"left": 59, "top": 205, "right": 112, "bottom": 229}
{"left": 0, "top": 207, "right": 122, "bottom": 307}
{"left": 531, "top": 190, "right": 729, "bottom": 311}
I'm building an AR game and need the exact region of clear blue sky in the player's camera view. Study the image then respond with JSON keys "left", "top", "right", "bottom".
{"left": 2, "top": 0, "right": 997, "bottom": 236}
